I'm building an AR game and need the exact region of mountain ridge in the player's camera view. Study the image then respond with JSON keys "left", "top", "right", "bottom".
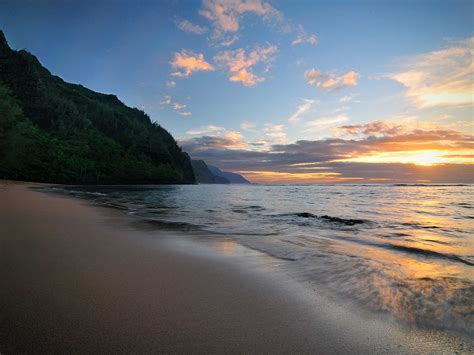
{"left": 207, "top": 165, "right": 250, "bottom": 184}
{"left": 191, "top": 159, "right": 250, "bottom": 184}
{"left": 0, "top": 30, "right": 195, "bottom": 184}
{"left": 191, "top": 160, "right": 229, "bottom": 184}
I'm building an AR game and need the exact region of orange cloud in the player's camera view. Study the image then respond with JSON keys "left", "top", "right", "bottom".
{"left": 200, "top": 0, "right": 281, "bottom": 34}
{"left": 305, "top": 69, "right": 360, "bottom": 90}
{"left": 341, "top": 71, "right": 359, "bottom": 86}
{"left": 229, "top": 69, "right": 263, "bottom": 86}
{"left": 173, "top": 103, "right": 186, "bottom": 110}
{"left": 182, "top": 125, "right": 247, "bottom": 150}
{"left": 291, "top": 24, "right": 317, "bottom": 46}
{"left": 170, "top": 50, "right": 214, "bottom": 78}
{"left": 215, "top": 45, "right": 277, "bottom": 86}
{"left": 336, "top": 120, "right": 404, "bottom": 137}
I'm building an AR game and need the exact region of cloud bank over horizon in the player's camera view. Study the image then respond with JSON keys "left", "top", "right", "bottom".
{"left": 180, "top": 119, "right": 474, "bottom": 183}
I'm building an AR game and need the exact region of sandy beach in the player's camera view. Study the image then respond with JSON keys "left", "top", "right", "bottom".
{"left": 1, "top": 181, "right": 472, "bottom": 354}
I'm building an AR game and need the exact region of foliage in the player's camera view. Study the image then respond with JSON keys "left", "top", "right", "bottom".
{"left": 0, "top": 31, "right": 195, "bottom": 184}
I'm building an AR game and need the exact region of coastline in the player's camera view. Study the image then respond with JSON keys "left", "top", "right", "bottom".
{"left": 1, "top": 181, "right": 472, "bottom": 353}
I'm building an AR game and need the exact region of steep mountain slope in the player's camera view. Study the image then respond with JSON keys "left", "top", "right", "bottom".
{"left": 191, "top": 160, "right": 230, "bottom": 184}
{"left": 0, "top": 30, "right": 195, "bottom": 184}
{"left": 207, "top": 165, "right": 250, "bottom": 184}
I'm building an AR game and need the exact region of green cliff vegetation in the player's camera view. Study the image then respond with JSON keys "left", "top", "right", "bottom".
{"left": 0, "top": 31, "right": 195, "bottom": 184}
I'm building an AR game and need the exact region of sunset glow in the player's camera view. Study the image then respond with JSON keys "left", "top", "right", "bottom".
{"left": 338, "top": 150, "right": 472, "bottom": 166}
{"left": 5, "top": 0, "right": 472, "bottom": 184}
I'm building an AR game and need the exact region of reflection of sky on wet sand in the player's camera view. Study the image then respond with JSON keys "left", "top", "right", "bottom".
{"left": 210, "top": 238, "right": 239, "bottom": 255}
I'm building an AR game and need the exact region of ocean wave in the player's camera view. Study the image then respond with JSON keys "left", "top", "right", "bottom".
{"left": 231, "top": 205, "right": 266, "bottom": 214}
{"left": 454, "top": 202, "right": 473, "bottom": 210}
{"left": 234, "top": 205, "right": 265, "bottom": 210}
{"left": 384, "top": 244, "right": 474, "bottom": 266}
{"left": 393, "top": 183, "right": 469, "bottom": 187}
{"left": 400, "top": 222, "right": 441, "bottom": 229}
{"left": 281, "top": 212, "right": 370, "bottom": 226}
{"left": 133, "top": 216, "right": 203, "bottom": 231}
{"left": 43, "top": 186, "right": 108, "bottom": 198}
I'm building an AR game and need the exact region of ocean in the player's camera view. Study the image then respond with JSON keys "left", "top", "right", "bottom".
{"left": 43, "top": 183, "right": 474, "bottom": 335}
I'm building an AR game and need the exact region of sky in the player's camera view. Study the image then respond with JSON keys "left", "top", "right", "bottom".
{"left": 1, "top": 0, "right": 473, "bottom": 183}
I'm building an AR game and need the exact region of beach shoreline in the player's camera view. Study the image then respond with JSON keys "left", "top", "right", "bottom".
{"left": 1, "top": 181, "right": 472, "bottom": 353}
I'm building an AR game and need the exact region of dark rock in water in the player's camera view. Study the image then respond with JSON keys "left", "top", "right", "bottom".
{"left": 296, "top": 212, "right": 317, "bottom": 218}
{"left": 319, "top": 215, "right": 365, "bottom": 225}
{"left": 294, "top": 212, "right": 366, "bottom": 225}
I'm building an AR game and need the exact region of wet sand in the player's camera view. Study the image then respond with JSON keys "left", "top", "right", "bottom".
{"left": 0, "top": 181, "right": 472, "bottom": 353}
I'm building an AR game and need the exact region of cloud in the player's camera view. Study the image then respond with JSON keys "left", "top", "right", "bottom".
{"left": 336, "top": 120, "right": 404, "bottom": 137}
{"left": 305, "top": 114, "right": 349, "bottom": 128}
{"left": 160, "top": 95, "right": 172, "bottom": 105}
{"left": 181, "top": 120, "right": 473, "bottom": 183}
{"left": 339, "top": 95, "right": 353, "bottom": 103}
{"left": 229, "top": 69, "right": 263, "bottom": 86}
{"left": 197, "top": 0, "right": 317, "bottom": 47}
{"left": 166, "top": 80, "right": 176, "bottom": 88}
{"left": 186, "top": 125, "right": 226, "bottom": 136}
{"left": 161, "top": 95, "right": 191, "bottom": 115}
{"left": 170, "top": 50, "right": 214, "bottom": 78}
{"left": 263, "top": 123, "right": 287, "bottom": 143}
{"left": 182, "top": 135, "right": 245, "bottom": 151}
{"left": 305, "top": 69, "right": 360, "bottom": 90}
{"left": 240, "top": 121, "right": 256, "bottom": 130}
{"left": 181, "top": 125, "right": 246, "bottom": 150}
{"left": 172, "top": 103, "right": 186, "bottom": 110}
{"left": 389, "top": 37, "right": 473, "bottom": 108}
{"left": 176, "top": 19, "right": 208, "bottom": 34}
{"left": 181, "top": 123, "right": 288, "bottom": 153}
{"left": 288, "top": 99, "right": 317, "bottom": 123}
{"left": 263, "top": 124, "right": 285, "bottom": 132}
{"left": 291, "top": 25, "right": 317, "bottom": 45}
{"left": 214, "top": 45, "right": 277, "bottom": 86}
{"left": 219, "top": 35, "right": 239, "bottom": 47}
{"left": 264, "top": 132, "right": 287, "bottom": 143}
{"left": 200, "top": 0, "right": 282, "bottom": 34}
{"left": 271, "top": 126, "right": 473, "bottom": 161}
{"left": 178, "top": 111, "right": 192, "bottom": 116}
